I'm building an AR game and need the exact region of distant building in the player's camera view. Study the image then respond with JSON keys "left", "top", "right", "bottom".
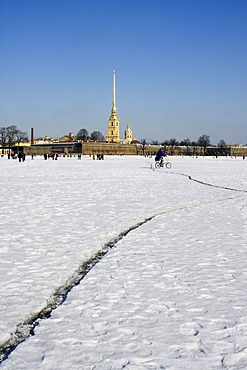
{"left": 59, "top": 132, "right": 75, "bottom": 142}
{"left": 124, "top": 123, "right": 133, "bottom": 143}
{"left": 106, "top": 70, "right": 135, "bottom": 144}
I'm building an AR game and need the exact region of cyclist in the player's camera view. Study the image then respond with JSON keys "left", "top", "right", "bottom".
{"left": 155, "top": 148, "right": 165, "bottom": 163}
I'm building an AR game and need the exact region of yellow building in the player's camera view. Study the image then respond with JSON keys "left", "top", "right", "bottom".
{"left": 59, "top": 132, "right": 75, "bottom": 141}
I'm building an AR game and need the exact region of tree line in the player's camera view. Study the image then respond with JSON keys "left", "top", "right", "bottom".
{"left": 147, "top": 135, "right": 227, "bottom": 148}
{"left": 75, "top": 129, "right": 105, "bottom": 141}
{"left": 0, "top": 125, "right": 28, "bottom": 147}
{"left": 0, "top": 126, "right": 106, "bottom": 147}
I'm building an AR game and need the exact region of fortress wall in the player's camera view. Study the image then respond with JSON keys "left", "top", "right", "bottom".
{"left": 22, "top": 142, "right": 247, "bottom": 157}
{"left": 82, "top": 142, "right": 138, "bottom": 155}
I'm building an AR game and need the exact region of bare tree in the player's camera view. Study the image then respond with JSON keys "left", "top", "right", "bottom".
{"left": 76, "top": 128, "right": 89, "bottom": 141}
{"left": 217, "top": 139, "right": 227, "bottom": 156}
{"left": 169, "top": 138, "right": 179, "bottom": 146}
{"left": 0, "top": 125, "right": 28, "bottom": 147}
{"left": 90, "top": 131, "right": 105, "bottom": 141}
{"left": 197, "top": 134, "right": 211, "bottom": 147}
{"left": 197, "top": 134, "right": 211, "bottom": 155}
{"left": 6, "top": 125, "right": 19, "bottom": 146}
{"left": 217, "top": 139, "right": 226, "bottom": 148}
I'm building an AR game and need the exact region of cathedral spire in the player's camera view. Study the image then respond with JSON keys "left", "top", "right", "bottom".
{"left": 112, "top": 69, "right": 116, "bottom": 113}
{"left": 106, "top": 69, "right": 120, "bottom": 143}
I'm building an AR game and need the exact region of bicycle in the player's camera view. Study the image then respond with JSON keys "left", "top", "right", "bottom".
{"left": 155, "top": 158, "right": 172, "bottom": 169}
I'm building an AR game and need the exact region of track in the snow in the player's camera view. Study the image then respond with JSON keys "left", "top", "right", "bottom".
{"left": 172, "top": 171, "right": 247, "bottom": 193}
{"left": 0, "top": 216, "right": 155, "bottom": 363}
{"left": 147, "top": 160, "right": 247, "bottom": 194}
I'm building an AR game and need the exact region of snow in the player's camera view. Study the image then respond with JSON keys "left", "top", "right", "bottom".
{"left": 0, "top": 155, "right": 247, "bottom": 369}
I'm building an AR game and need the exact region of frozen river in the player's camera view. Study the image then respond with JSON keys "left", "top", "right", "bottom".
{"left": 0, "top": 155, "right": 247, "bottom": 369}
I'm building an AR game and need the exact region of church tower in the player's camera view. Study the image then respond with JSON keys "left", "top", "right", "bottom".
{"left": 106, "top": 70, "right": 120, "bottom": 142}
{"left": 124, "top": 123, "right": 133, "bottom": 143}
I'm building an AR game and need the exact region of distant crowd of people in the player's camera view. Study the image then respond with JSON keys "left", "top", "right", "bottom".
{"left": 92, "top": 154, "right": 104, "bottom": 160}
{"left": 44, "top": 153, "right": 58, "bottom": 160}
{"left": 2, "top": 152, "right": 246, "bottom": 162}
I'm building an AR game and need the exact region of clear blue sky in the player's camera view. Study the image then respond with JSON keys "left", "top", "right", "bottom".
{"left": 0, "top": 0, "right": 246, "bottom": 144}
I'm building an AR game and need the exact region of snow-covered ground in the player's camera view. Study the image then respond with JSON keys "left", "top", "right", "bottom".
{"left": 0, "top": 155, "right": 247, "bottom": 369}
